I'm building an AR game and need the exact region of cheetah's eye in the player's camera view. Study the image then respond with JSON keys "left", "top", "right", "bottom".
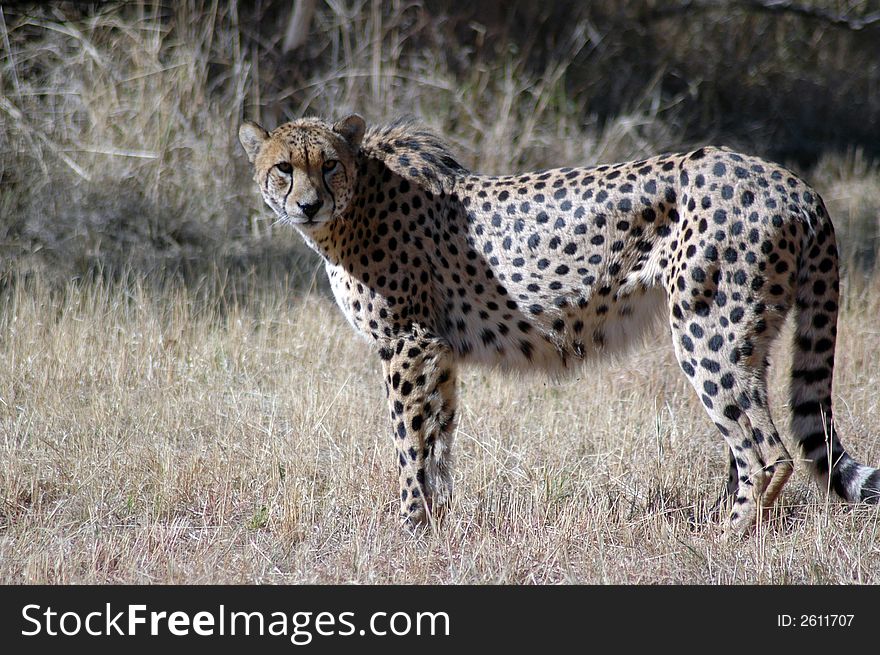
{"left": 275, "top": 162, "right": 293, "bottom": 175}
{"left": 322, "top": 159, "right": 339, "bottom": 174}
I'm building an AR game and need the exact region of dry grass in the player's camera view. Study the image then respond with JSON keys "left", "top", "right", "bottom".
{"left": 1, "top": 272, "right": 879, "bottom": 584}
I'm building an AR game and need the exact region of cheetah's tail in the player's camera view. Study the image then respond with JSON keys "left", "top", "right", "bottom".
{"left": 790, "top": 199, "right": 880, "bottom": 503}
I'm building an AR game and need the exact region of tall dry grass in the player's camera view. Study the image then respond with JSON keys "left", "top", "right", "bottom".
{"left": 0, "top": 2, "right": 271, "bottom": 280}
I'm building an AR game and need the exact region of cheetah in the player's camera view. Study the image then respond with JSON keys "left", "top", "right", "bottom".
{"left": 239, "top": 114, "right": 880, "bottom": 534}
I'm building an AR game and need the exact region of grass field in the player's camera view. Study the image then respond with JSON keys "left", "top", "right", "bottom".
{"left": 1, "top": 270, "right": 879, "bottom": 584}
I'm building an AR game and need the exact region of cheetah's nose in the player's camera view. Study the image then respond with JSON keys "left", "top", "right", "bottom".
{"left": 298, "top": 199, "right": 323, "bottom": 219}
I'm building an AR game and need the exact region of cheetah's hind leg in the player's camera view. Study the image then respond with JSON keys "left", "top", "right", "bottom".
{"left": 667, "top": 297, "right": 794, "bottom": 535}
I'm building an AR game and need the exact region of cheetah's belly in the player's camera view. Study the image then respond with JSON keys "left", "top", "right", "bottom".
{"left": 440, "top": 282, "right": 668, "bottom": 371}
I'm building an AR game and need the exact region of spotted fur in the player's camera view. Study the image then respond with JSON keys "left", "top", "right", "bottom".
{"left": 239, "top": 115, "right": 880, "bottom": 533}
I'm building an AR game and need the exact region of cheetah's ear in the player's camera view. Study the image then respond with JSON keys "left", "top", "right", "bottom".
{"left": 333, "top": 114, "right": 366, "bottom": 149}
{"left": 239, "top": 120, "right": 270, "bottom": 163}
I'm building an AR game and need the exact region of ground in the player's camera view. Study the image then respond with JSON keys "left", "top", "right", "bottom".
{"left": 1, "top": 273, "right": 878, "bottom": 583}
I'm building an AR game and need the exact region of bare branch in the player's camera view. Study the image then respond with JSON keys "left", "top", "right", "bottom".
{"left": 742, "top": 0, "right": 880, "bottom": 30}
{"left": 647, "top": 0, "right": 880, "bottom": 30}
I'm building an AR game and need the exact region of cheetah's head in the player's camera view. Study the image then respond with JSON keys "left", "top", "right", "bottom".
{"left": 239, "top": 115, "right": 366, "bottom": 227}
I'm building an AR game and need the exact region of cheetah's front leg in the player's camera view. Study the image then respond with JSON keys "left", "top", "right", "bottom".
{"left": 379, "top": 332, "right": 457, "bottom": 526}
